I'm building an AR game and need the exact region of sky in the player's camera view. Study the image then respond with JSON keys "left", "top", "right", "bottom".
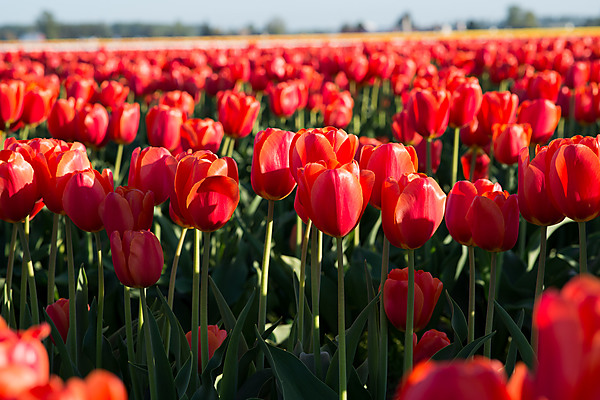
{"left": 0, "top": 0, "right": 598, "bottom": 31}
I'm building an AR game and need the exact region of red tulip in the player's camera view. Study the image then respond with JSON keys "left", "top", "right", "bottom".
{"left": 413, "top": 329, "right": 450, "bottom": 365}
{"left": 460, "top": 148, "right": 490, "bottom": 181}
{"left": 414, "top": 137, "right": 442, "bottom": 174}
{"left": 527, "top": 70, "right": 562, "bottom": 102}
{"left": 47, "top": 98, "right": 83, "bottom": 142}
{"left": 296, "top": 161, "right": 374, "bottom": 238}
{"left": 393, "top": 357, "right": 512, "bottom": 400}
{"left": 565, "top": 61, "right": 590, "bottom": 89}
{"left": 268, "top": 81, "right": 301, "bottom": 118}
{"left": 65, "top": 76, "right": 97, "bottom": 103}
{"left": 98, "top": 80, "right": 130, "bottom": 111}
{"left": 381, "top": 173, "right": 446, "bottom": 250}
{"left": 406, "top": 88, "right": 450, "bottom": 139}
{"left": 343, "top": 53, "right": 369, "bottom": 83}
{"left": 517, "top": 99, "right": 561, "bottom": 145}
{"left": 180, "top": 118, "right": 224, "bottom": 154}
{"left": 478, "top": 91, "right": 519, "bottom": 138}
{"left": 186, "top": 325, "right": 227, "bottom": 369}
{"left": 0, "top": 150, "right": 40, "bottom": 223}
{"left": 391, "top": 110, "right": 421, "bottom": 146}
{"left": 383, "top": 267, "right": 443, "bottom": 332}
{"left": 20, "top": 86, "right": 55, "bottom": 126}
{"left": 0, "top": 79, "right": 25, "bottom": 127}
{"left": 63, "top": 168, "right": 113, "bottom": 232}
{"left": 492, "top": 123, "right": 532, "bottom": 165}
{"left": 323, "top": 98, "right": 353, "bottom": 129}
{"left": 100, "top": 186, "right": 154, "bottom": 237}
{"left": 359, "top": 143, "right": 418, "bottom": 210}
{"left": 217, "top": 90, "right": 260, "bottom": 139}
{"left": 459, "top": 118, "right": 491, "bottom": 149}
{"left": 110, "top": 230, "right": 164, "bottom": 288}
{"left": 146, "top": 104, "right": 183, "bottom": 152}
{"left": 128, "top": 146, "right": 177, "bottom": 206}
{"left": 159, "top": 90, "right": 195, "bottom": 117}
{"left": 46, "top": 298, "right": 70, "bottom": 343}
{"left": 75, "top": 102, "right": 109, "bottom": 148}
{"left": 574, "top": 84, "right": 598, "bottom": 125}
{"left": 251, "top": 128, "right": 297, "bottom": 201}
{"left": 108, "top": 102, "right": 140, "bottom": 145}
{"left": 518, "top": 147, "right": 565, "bottom": 226}
{"left": 172, "top": 151, "right": 239, "bottom": 232}
{"left": 449, "top": 77, "right": 483, "bottom": 128}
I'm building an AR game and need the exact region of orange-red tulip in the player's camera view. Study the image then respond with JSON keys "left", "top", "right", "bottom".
{"left": 527, "top": 70, "right": 562, "bottom": 102}
{"left": 180, "top": 118, "right": 224, "bottom": 154}
{"left": 20, "top": 85, "right": 55, "bottom": 126}
{"left": 217, "top": 90, "right": 260, "bottom": 139}
{"left": 460, "top": 149, "right": 490, "bottom": 181}
{"left": 186, "top": 325, "right": 227, "bottom": 369}
{"left": 46, "top": 298, "right": 70, "bottom": 343}
{"left": 406, "top": 88, "right": 450, "bottom": 139}
{"left": 107, "top": 102, "right": 140, "bottom": 145}
{"left": 517, "top": 99, "right": 561, "bottom": 145}
{"left": 47, "top": 98, "right": 83, "bottom": 142}
{"left": 0, "top": 79, "right": 25, "bottom": 127}
{"left": 98, "top": 80, "right": 129, "bottom": 111}
{"left": 128, "top": 146, "right": 177, "bottom": 206}
{"left": 0, "top": 150, "right": 40, "bottom": 223}
{"left": 159, "top": 90, "right": 195, "bottom": 117}
{"left": 478, "top": 91, "right": 519, "bottom": 138}
{"left": 75, "top": 102, "right": 109, "bottom": 149}
{"left": 110, "top": 230, "right": 163, "bottom": 288}
{"left": 268, "top": 81, "right": 301, "bottom": 118}
{"left": 413, "top": 329, "right": 450, "bottom": 365}
{"left": 449, "top": 77, "right": 483, "bottom": 128}
{"left": 146, "top": 104, "right": 183, "bottom": 152}
{"left": 391, "top": 110, "right": 421, "bottom": 146}
{"left": 492, "top": 123, "right": 532, "bottom": 166}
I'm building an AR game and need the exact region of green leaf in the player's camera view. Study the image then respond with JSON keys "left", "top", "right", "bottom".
{"left": 445, "top": 290, "right": 468, "bottom": 345}
{"left": 505, "top": 309, "right": 525, "bottom": 377}
{"left": 220, "top": 290, "right": 256, "bottom": 400}
{"left": 365, "top": 262, "right": 379, "bottom": 400}
{"left": 43, "top": 310, "right": 77, "bottom": 378}
{"left": 146, "top": 299, "right": 177, "bottom": 399}
{"left": 455, "top": 332, "right": 496, "bottom": 359}
{"left": 494, "top": 300, "right": 536, "bottom": 369}
{"left": 254, "top": 326, "right": 337, "bottom": 400}
{"left": 155, "top": 288, "right": 192, "bottom": 371}
{"left": 175, "top": 355, "right": 193, "bottom": 398}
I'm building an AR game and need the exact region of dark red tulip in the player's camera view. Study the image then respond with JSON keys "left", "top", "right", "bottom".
{"left": 268, "top": 81, "right": 301, "bottom": 118}
{"left": 47, "top": 98, "right": 83, "bottom": 142}
{"left": 110, "top": 230, "right": 163, "bottom": 288}
{"left": 100, "top": 186, "right": 154, "bottom": 238}
{"left": 460, "top": 149, "right": 490, "bottom": 181}
{"left": 128, "top": 146, "right": 177, "bottom": 205}
{"left": 565, "top": 61, "right": 591, "bottom": 89}
{"left": 63, "top": 168, "right": 113, "bottom": 232}
{"left": 75, "top": 102, "right": 109, "bottom": 149}
{"left": 65, "top": 75, "right": 96, "bottom": 103}
{"left": 413, "top": 329, "right": 451, "bottom": 365}
{"left": 414, "top": 137, "right": 442, "bottom": 174}
{"left": 46, "top": 298, "right": 70, "bottom": 343}
{"left": 391, "top": 110, "right": 421, "bottom": 146}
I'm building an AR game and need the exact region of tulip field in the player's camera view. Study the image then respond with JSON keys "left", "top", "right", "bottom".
{"left": 3, "top": 28, "right": 600, "bottom": 399}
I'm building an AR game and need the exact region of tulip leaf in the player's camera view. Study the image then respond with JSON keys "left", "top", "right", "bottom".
{"left": 155, "top": 288, "right": 193, "bottom": 371}
{"left": 254, "top": 326, "right": 337, "bottom": 400}
{"left": 505, "top": 309, "right": 525, "bottom": 377}
{"left": 455, "top": 331, "right": 496, "bottom": 359}
{"left": 175, "top": 355, "right": 193, "bottom": 399}
{"left": 445, "top": 290, "right": 468, "bottom": 345}
{"left": 145, "top": 297, "right": 177, "bottom": 399}
{"left": 44, "top": 310, "right": 78, "bottom": 378}
{"left": 235, "top": 369, "right": 273, "bottom": 400}
{"left": 431, "top": 341, "right": 461, "bottom": 360}
{"left": 220, "top": 290, "right": 256, "bottom": 400}
{"left": 526, "top": 219, "right": 572, "bottom": 272}
{"left": 365, "top": 262, "right": 379, "bottom": 400}
{"left": 494, "top": 300, "right": 536, "bottom": 369}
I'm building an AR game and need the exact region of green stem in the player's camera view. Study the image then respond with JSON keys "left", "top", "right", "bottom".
{"left": 221, "top": 136, "right": 232, "bottom": 158}
{"left": 426, "top": 137, "right": 432, "bottom": 177}
{"left": 404, "top": 249, "right": 415, "bottom": 374}
{"left": 469, "top": 147, "right": 478, "bottom": 181}
{"left": 258, "top": 200, "right": 275, "bottom": 369}
{"left": 114, "top": 143, "right": 124, "bottom": 184}
{"left": 484, "top": 252, "right": 498, "bottom": 358}
{"left": 200, "top": 231, "right": 211, "bottom": 372}
{"left": 18, "top": 219, "right": 39, "bottom": 326}
{"left": 557, "top": 117, "right": 565, "bottom": 139}
{"left": 532, "top": 226, "right": 547, "bottom": 352}
{"left": 298, "top": 220, "right": 312, "bottom": 350}
{"left": 227, "top": 138, "right": 235, "bottom": 158}
{"left": 378, "top": 238, "right": 389, "bottom": 400}
{"left": 295, "top": 109, "right": 305, "bottom": 131}
{"left": 336, "top": 236, "right": 347, "bottom": 400}
{"left": 452, "top": 127, "right": 460, "bottom": 186}
{"left": 124, "top": 286, "right": 142, "bottom": 400}
{"left": 568, "top": 92, "right": 575, "bottom": 137}
{"left": 311, "top": 225, "right": 323, "bottom": 378}
{"left": 353, "top": 222, "right": 360, "bottom": 247}
{"left": 140, "top": 288, "right": 158, "bottom": 400}
{"left": 65, "top": 218, "right": 77, "bottom": 363}
{"left": 518, "top": 217, "right": 527, "bottom": 261}
{"left": 167, "top": 227, "right": 189, "bottom": 309}
{"left": 468, "top": 246, "right": 476, "bottom": 345}
{"left": 2, "top": 224, "right": 17, "bottom": 325}
{"left": 47, "top": 214, "right": 59, "bottom": 305}
{"left": 296, "top": 215, "right": 302, "bottom": 259}
{"left": 191, "top": 229, "right": 201, "bottom": 379}
{"left": 20, "top": 125, "right": 29, "bottom": 141}
{"left": 371, "top": 80, "right": 380, "bottom": 113}
{"left": 154, "top": 207, "right": 162, "bottom": 244}
{"left": 578, "top": 221, "right": 588, "bottom": 274}
{"left": 94, "top": 231, "right": 104, "bottom": 368}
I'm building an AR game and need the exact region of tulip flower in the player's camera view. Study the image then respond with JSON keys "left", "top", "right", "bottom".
{"left": 63, "top": 168, "right": 113, "bottom": 233}
{"left": 406, "top": 88, "right": 450, "bottom": 139}
{"left": 110, "top": 230, "right": 163, "bottom": 288}
{"left": 461, "top": 148, "right": 490, "bottom": 181}
{"left": 75, "top": 102, "right": 109, "bottom": 149}
{"left": 478, "top": 91, "right": 519, "bottom": 138}
{"left": 98, "top": 80, "right": 130, "bottom": 111}
{"left": 268, "top": 81, "right": 301, "bottom": 118}
{"left": 0, "top": 79, "right": 25, "bottom": 128}
{"left": 391, "top": 110, "right": 421, "bottom": 146}
{"left": 146, "top": 104, "right": 184, "bottom": 152}
{"left": 128, "top": 146, "right": 177, "bottom": 206}
{"left": 323, "top": 98, "right": 353, "bottom": 129}
{"left": 47, "top": 98, "right": 83, "bottom": 142}
{"left": 186, "top": 325, "right": 227, "bottom": 369}
{"left": 0, "top": 150, "right": 40, "bottom": 223}
{"left": 492, "top": 123, "right": 532, "bottom": 166}
{"left": 65, "top": 76, "right": 96, "bottom": 103}
{"left": 413, "top": 329, "right": 450, "bottom": 365}
{"left": 41, "top": 369, "right": 128, "bottom": 400}
{"left": 100, "top": 186, "right": 154, "bottom": 238}
{"left": 393, "top": 357, "right": 512, "bottom": 400}
{"left": 574, "top": 83, "right": 598, "bottom": 125}
{"left": 159, "top": 90, "right": 196, "bottom": 117}
{"left": 180, "top": 118, "right": 224, "bottom": 154}
{"left": 20, "top": 86, "right": 55, "bottom": 127}
{"left": 108, "top": 102, "right": 140, "bottom": 145}
{"left": 527, "top": 70, "right": 562, "bottom": 102}
{"left": 517, "top": 99, "right": 561, "bottom": 145}
{"left": 449, "top": 77, "right": 483, "bottom": 129}
{"left": 414, "top": 137, "right": 442, "bottom": 174}
{"left": 460, "top": 118, "right": 491, "bottom": 149}
{"left": 46, "top": 298, "right": 70, "bottom": 343}
{"left": 565, "top": 61, "right": 590, "bottom": 89}
{"left": 217, "top": 90, "right": 260, "bottom": 139}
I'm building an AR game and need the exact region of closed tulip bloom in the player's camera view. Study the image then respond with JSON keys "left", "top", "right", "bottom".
{"left": 360, "top": 143, "right": 418, "bottom": 210}
{"left": 323, "top": 99, "right": 353, "bottom": 129}
{"left": 98, "top": 80, "right": 130, "bottom": 111}
{"left": 296, "top": 161, "right": 374, "bottom": 238}
{"left": 251, "top": 128, "right": 297, "bottom": 201}
{"left": 173, "top": 151, "right": 239, "bottom": 232}
{"left": 413, "top": 329, "right": 451, "bottom": 365}
{"left": 492, "top": 123, "right": 532, "bottom": 165}
{"left": 343, "top": 53, "right": 369, "bottom": 83}
{"left": 65, "top": 76, "right": 96, "bottom": 104}
{"left": 0, "top": 79, "right": 25, "bottom": 127}
{"left": 46, "top": 298, "right": 70, "bottom": 343}
{"left": 527, "top": 70, "right": 562, "bottom": 102}
{"left": 565, "top": 61, "right": 590, "bottom": 89}
{"left": 393, "top": 357, "right": 512, "bottom": 400}
{"left": 517, "top": 99, "right": 561, "bottom": 145}
{"left": 180, "top": 118, "right": 224, "bottom": 154}
{"left": 478, "top": 91, "right": 519, "bottom": 137}
{"left": 47, "top": 97, "right": 83, "bottom": 142}
{"left": 391, "top": 110, "right": 421, "bottom": 146}
{"left": 75, "top": 102, "right": 109, "bottom": 149}
{"left": 159, "top": 90, "right": 195, "bottom": 117}
{"left": 146, "top": 104, "right": 183, "bottom": 152}
{"left": 446, "top": 180, "right": 479, "bottom": 246}
{"left": 186, "top": 325, "right": 227, "bottom": 369}
{"left": 217, "top": 90, "right": 260, "bottom": 139}
{"left": 20, "top": 86, "right": 55, "bottom": 126}
{"left": 414, "top": 137, "right": 443, "bottom": 174}
{"left": 465, "top": 187, "right": 519, "bottom": 252}
{"left": 128, "top": 146, "right": 177, "bottom": 206}
{"left": 107, "top": 102, "right": 140, "bottom": 145}
{"left": 518, "top": 147, "right": 565, "bottom": 226}
{"left": 63, "top": 168, "right": 113, "bottom": 232}
{"left": 406, "top": 88, "right": 450, "bottom": 139}
{"left": 289, "top": 127, "right": 359, "bottom": 182}
{"left": 449, "top": 77, "right": 483, "bottom": 128}
{"left": 383, "top": 267, "right": 443, "bottom": 332}
{"left": 459, "top": 118, "right": 491, "bottom": 148}
{"left": 574, "top": 84, "right": 598, "bottom": 125}
{"left": 268, "top": 81, "right": 301, "bottom": 118}
{"left": 110, "top": 230, "right": 164, "bottom": 288}
{"left": 461, "top": 149, "right": 491, "bottom": 181}
{"left": 0, "top": 150, "right": 40, "bottom": 223}
{"left": 100, "top": 186, "right": 154, "bottom": 237}
{"left": 547, "top": 136, "right": 600, "bottom": 222}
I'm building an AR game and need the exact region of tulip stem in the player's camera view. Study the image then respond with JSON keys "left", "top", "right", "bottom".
{"left": 452, "top": 127, "right": 460, "bottom": 186}
{"left": 18, "top": 219, "right": 39, "bottom": 326}
{"left": 469, "top": 147, "right": 478, "bottom": 181}
{"left": 296, "top": 215, "right": 302, "bottom": 258}
{"left": 468, "top": 246, "right": 476, "bottom": 345}
{"left": 140, "top": 288, "right": 158, "bottom": 400}
{"left": 227, "top": 139, "right": 235, "bottom": 158}
{"left": 114, "top": 143, "right": 124, "bottom": 184}
{"left": 47, "top": 214, "right": 60, "bottom": 305}
{"left": 191, "top": 229, "right": 201, "bottom": 380}
{"left": 65, "top": 218, "right": 77, "bottom": 364}
{"left": 484, "top": 252, "right": 497, "bottom": 358}
{"left": 298, "top": 220, "right": 312, "bottom": 350}
{"left": 311, "top": 225, "right": 323, "bottom": 378}
{"left": 2, "top": 224, "right": 17, "bottom": 326}
{"left": 200, "top": 231, "right": 211, "bottom": 372}
{"left": 404, "top": 249, "right": 415, "bottom": 375}
{"left": 336, "top": 236, "right": 347, "bottom": 400}
{"left": 221, "top": 136, "right": 232, "bottom": 158}
{"left": 378, "top": 238, "right": 390, "bottom": 400}
{"left": 426, "top": 137, "right": 432, "bottom": 177}
{"left": 353, "top": 223, "right": 360, "bottom": 247}
{"left": 258, "top": 200, "right": 275, "bottom": 369}
{"left": 531, "top": 226, "right": 547, "bottom": 352}
{"left": 167, "top": 227, "right": 189, "bottom": 309}
{"left": 94, "top": 231, "right": 104, "bottom": 368}
{"left": 124, "top": 286, "right": 142, "bottom": 400}
{"left": 578, "top": 221, "right": 588, "bottom": 274}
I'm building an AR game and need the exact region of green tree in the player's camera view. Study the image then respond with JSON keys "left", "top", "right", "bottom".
{"left": 505, "top": 5, "right": 539, "bottom": 28}
{"left": 36, "top": 10, "right": 60, "bottom": 39}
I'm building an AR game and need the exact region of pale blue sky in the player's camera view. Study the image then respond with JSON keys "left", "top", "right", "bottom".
{"left": 0, "top": 0, "right": 598, "bottom": 31}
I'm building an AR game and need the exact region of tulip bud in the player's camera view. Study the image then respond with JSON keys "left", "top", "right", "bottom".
{"left": 46, "top": 298, "right": 70, "bottom": 343}
{"left": 128, "top": 146, "right": 177, "bottom": 206}
{"left": 108, "top": 102, "right": 140, "bottom": 145}
{"left": 180, "top": 118, "right": 224, "bottom": 154}
{"left": 146, "top": 104, "right": 183, "bottom": 152}
{"left": 110, "top": 230, "right": 164, "bottom": 288}
{"left": 63, "top": 168, "right": 113, "bottom": 232}
{"left": 186, "top": 325, "right": 227, "bottom": 369}
{"left": 413, "top": 329, "right": 451, "bottom": 365}
{"left": 100, "top": 186, "right": 154, "bottom": 237}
